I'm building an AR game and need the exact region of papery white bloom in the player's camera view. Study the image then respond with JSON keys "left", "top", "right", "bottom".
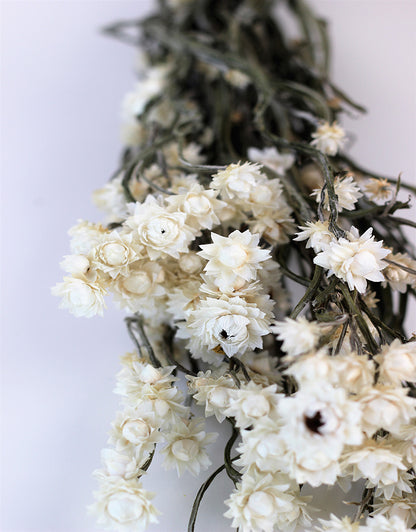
{"left": 122, "top": 64, "right": 169, "bottom": 118}
{"left": 113, "top": 261, "right": 166, "bottom": 315}
{"left": 163, "top": 141, "right": 205, "bottom": 168}
{"left": 100, "top": 448, "right": 143, "bottom": 480}
{"left": 372, "top": 492, "right": 416, "bottom": 528}
{"left": 186, "top": 295, "right": 272, "bottom": 360}
{"left": 271, "top": 317, "right": 321, "bottom": 357}
{"left": 314, "top": 227, "right": 390, "bottom": 293}
{"left": 166, "top": 183, "right": 226, "bottom": 231}
{"left": 93, "top": 175, "right": 128, "bottom": 223}
{"left": 373, "top": 469, "right": 415, "bottom": 500}
{"left": 60, "top": 254, "right": 91, "bottom": 276}
{"left": 198, "top": 230, "right": 270, "bottom": 291}
{"left": 161, "top": 418, "right": 217, "bottom": 476}
{"left": 294, "top": 220, "right": 333, "bottom": 252}
{"left": 361, "top": 512, "right": 412, "bottom": 531}
{"left": 394, "top": 423, "right": 416, "bottom": 469}
{"left": 51, "top": 275, "right": 107, "bottom": 318}
{"left": 375, "top": 339, "right": 416, "bottom": 384}
{"left": 121, "top": 118, "right": 146, "bottom": 148}
{"left": 237, "top": 416, "right": 285, "bottom": 473}
{"left": 92, "top": 231, "right": 140, "bottom": 278}
{"left": 332, "top": 352, "right": 375, "bottom": 393}
{"left": 224, "top": 69, "right": 251, "bottom": 88}
{"left": 358, "top": 385, "right": 416, "bottom": 437}
{"left": 310, "top": 121, "right": 346, "bottom": 156}
{"left": 278, "top": 383, "right": 362, "bottom": 486}
{"left": 248, "top": 146, "right": 295, "bottom": 176}
{"left": 108, "top": 404, "right": 162, "bottom": 460}
{"left": 362, "top": 178, "right": 394, "bottom": 203}
{"left": 68, "top": 220, "right": 107, "bottom": 254}
{"left": 186, "top": 371, "right": 237, "bottom": 422}
{"left": 383, "top": 252, "right": 416, "bottom": 293}
{"left": 285, "top": 349, "right": 337, "bottom": 386}
{"left": 178, "top": 252, "right": 204, "bottom": 275}
{"left": 344, "top": 440, "right": 406, "bottom": 487}
{"left": 211, "top": 162, "right": 265, "bottom": 201}
{"left": 312, "top": 175, "right": 362, "bottom": 212}
{"left": 166, "top": 279, "right": 201, "bottom": 321}
{"left": 225, "top": 382, "right": 280, "bottom": 428}
{"left": 126, "top": 195, "right": 195, "bottom": 259}
{"left": 90, "top": 477, "right": 158, "bottom": 532}
{"left": 224, "top": 469, "right": 311, "bottom": 532}
{"left": 248, "top": 204, "right": 296, "bottom": 245}
{"left": 314, "top": 514, "right": 360, "bottom": 531}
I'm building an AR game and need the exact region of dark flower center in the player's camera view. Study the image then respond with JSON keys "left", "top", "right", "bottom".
{"left": 304, "top": 411, "right": 325, "bottom": 434}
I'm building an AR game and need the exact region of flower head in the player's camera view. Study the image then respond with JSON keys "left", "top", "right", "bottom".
{"left": 310, "top": 121, "right": 346, "bottom": 156}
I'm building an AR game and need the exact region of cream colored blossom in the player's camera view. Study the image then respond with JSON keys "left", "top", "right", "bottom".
{"left": 312, "top": 175, "right": 362, "bottom": 212}
{"left": 186, "top": 371, "right": 237, "bottom": 422}
{"left": 161, "top": 418, "right": 217, "bottom": 476}
{"left": 372, "top": 492, "right": 416, "bottom": 528}
{"left": 210, "top": 162, "right": 265, "bottom": 201}
{"left": 60, "top": 254, "right": 91, "bottom": 276}
{"left": 51, "top": 275, "right": 107, "bottom": 318}
{"left": 224, "top": 69, "right": 251, "bottom": 88}
{"left": 248, "top": 204, "right": 296, "bottom": 245}
{"left": 278, "top": 383, "right": 363, "bottom": 486}
{"left": 225, "top": 382, "right": 280, "bottom": 429}
{"left": 92, "top": 231, "right": 139, "bottom": 278}
{"left": 92, "top": 175, "right": 128, "bottom": 223}
{"left": 122, "top": 64, "right": 169, "bottom": 118}
{"left": 68, "top": 220, "right": 107, "bottom": 255}
{"left": 224, "top": 469, "right": 311, "bottom": 532}
{"left": 248, "top": 146, "right": 295, "bottom": 176}
{"left": 362, "top": 178, "right": 394, "bottom": 203}
{"left": 375, "top": 339, "right": 416, "bottom": 384}
{"left": 359, "top": 385, "right": 416, "bottom": 437}
{"left": 314, "top": 514, "right": 360, "bottom": 531}
{"left": 186, "top": 295, "right": 272, "bottom": 360}
{"left": 100, "top": 448, "right": 143, "bottom": 480}
{"left": 271, "top": 317, "right": 321, "bottom": 357}
{"left": 314, "top": 227, "right": 390, "bottom": 293}
{"left": 126, "top": 195, "right": 195, "bottom": 259}
{"left": 383, "top": 252, "right": 416, "bottom": 293}
{"left": 90, "top": 477, "right": 158, "bottom": 532}
{"left": 361, "top": 514, "right": 412, "bottom": 532}
{"left": 310, "top": 121, "right": 346, "bottom": 156}
{"left": 294, "top": 220, "right": 333, "bottom": 252}
{"left": 198, "top": 230, "right": 270, "bottom": 291}
{"left": 166, "top": 183, "right": 226, "bottom": 231}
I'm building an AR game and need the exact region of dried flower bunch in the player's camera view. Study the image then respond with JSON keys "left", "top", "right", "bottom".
{"left": 53, "top": 0, "right": 416, "bottom": 530}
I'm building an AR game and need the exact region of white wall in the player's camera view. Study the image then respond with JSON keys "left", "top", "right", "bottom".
{"left": 1, "top": 1, "right": 415, "bottom": 531}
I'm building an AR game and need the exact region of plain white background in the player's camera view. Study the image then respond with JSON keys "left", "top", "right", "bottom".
{"left": 1, "top": 1, "right": 415, "bottom": 531}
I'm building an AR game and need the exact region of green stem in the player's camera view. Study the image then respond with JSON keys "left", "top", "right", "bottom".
{"left": 290, "top": 265, "right": 323, "bottom": 318}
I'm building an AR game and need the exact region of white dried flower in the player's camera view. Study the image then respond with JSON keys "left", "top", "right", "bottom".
{"left": 225, "top": 381, "right": 280, "bottom": 428}
{"left": 314, "top": 514, "right": 360, "bottom": 531}
{"left": 248, "top": 203, "right": 296, "bottom": 245}
{"left": 126, "top": 195, "right": 195, "bottom": 260}
{"left": 90, "top": 477, "right": 158, "bottom": 532}
{"left": 187, "top": 371, "right": 237, "bottom": 422}
{"left": 314, "top": 227, "right": 390, "bottom": 293}
{"left": 383, "top": 252, "right": 416, "bottom": 293}
{"left": 344, "top": 439, "right": 406, "bottom": 487}
{"left": 122, "top": 64, "right": 169, "bottom": 118}
{"left": 224, "top": 469, "right": 311, "bottom": 532}
{"left": 375, "top": 340, "right": 416, "bottom": 384}
{"left": 166, "top": 183, "right": 226, "bottom": 231}
{"left": 294, "top": 220, "right": 333, "bottom": 252}
{"left": 312, "top": 175, "right": 363, "bottom": 212}
{"left": 68, "top": 220, "right": 107, "bottom": 255}
{"left": 372, "top": 492, "right": 416, "bottom": 528}
{"left": 178, "top": 252, "right": 204, "bottom": 275}
{"left": 278, "top": 383, "right": 363, "bottom": 486}
{"left": 100, "top": 448, "right": 143, "bottom": 480}
{"left": 210, "top": 162, "right": 265, "bottom": 201}
{"left": 92, "top": 231, "right": 139, "bottom": 278}
{"left": 310, "top": 121, "right": 346, "bottom": 156}
{"left": 224, "top": 69, "right": 251, "bottom": 89}
{"left": 92, "top": 175, "right": 128, "bottom": 223}
{"left": 248, "top": 146, "right": 295, "bottom": 176}
{"left": 271, "top": 317, "right": 321, "bottom": 357}
{"left": 60, "top": 254, "right": 91, "bottom": 276}
{"left": 358, "top": 385, "right": 416, "bottom": 437}
{"left": 51, "top": 275, "right": 107, "bottom": 318}
{"left": 361, "top": 514, "right": 412, "bottom": 532}
{"left": 186, "top": 295, "right": 272, "bottom": 360}
{"left": 161, "top": 418, "right": 217, "bottom": 476}
{"left": 198, "top": 230, "right": 270, "bottom": 291}
{"left": 362, "top": 178, "right": 394, "bottom": 203}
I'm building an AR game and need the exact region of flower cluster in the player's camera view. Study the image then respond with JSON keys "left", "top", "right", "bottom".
{"left": 53, "top": 1, "right": 416, "bottom": 530}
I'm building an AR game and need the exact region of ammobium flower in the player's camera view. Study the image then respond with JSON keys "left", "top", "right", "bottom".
{"left": 271, "top": 316, "right": 321, "bottom": 357}
{"left": 187, "top": 371, "right": 237, "bottom": 422}
{"left": 89, "top": 477, "right": 158, "bottom": 532}
{"left": 224, "top": 469, "right": 311, "bottom": 532}
{"left": 186, "top": 295, "right": 272, "bottom": 360}
{"left": 92, "top": 231, "right": 139, "bottom": 278}
{"left": 375, "top": 339, "right": 416, "bottom": 384}
{"left": 310, "top": 121, "right": 346, "bottom": 156}
{"left": 362, "top": 177, "right": 394, "bottom": 203}
{"left": 383, "top": 252, "right": 416, "bottom": 293}
{"left": 294, "top": 220, "right": 333, "bottom": 252}
{"left": 361, "top": 514, "right": 413, "bottom": 532}
{"left": 210, "top": 161, "right": 265, "bottom": 200}
{"left": 161, "top": 418, "right": 217, "bottom": 477}
{"left": 225, "top": 381, "right": 280, "bottom": 428}
{"left": 314, "top": 227, "right": 390, "bottom": 293}
{"left": 248, "top": 146, "right": 295, "bottom": 176}
{"left": 198, "top": 230, "right": 270, "bottom": 291}
{"left": 51, "top": 275, "right": 107, "bottom": 318}
{"left": 125, "top": 195, "right": 195, "bottom": 260}
{"left": 312, "top": 175, "right": 362, "bottom": 212}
